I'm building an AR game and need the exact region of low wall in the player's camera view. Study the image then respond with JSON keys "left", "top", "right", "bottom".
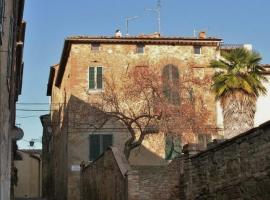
{"left": 180, "top": 121, "right": 270, "bottom": 199}
{"left": 80, "top": 147, "right": 131, "bottom": 200}
{"left": 134, "top": 159, "right": 180, "bottom": 200}
{"left": 80, "top": 147, "right": 180, "bottom": 200}
{"left": 81, "top": 121, "right": 270, "bottom": 200}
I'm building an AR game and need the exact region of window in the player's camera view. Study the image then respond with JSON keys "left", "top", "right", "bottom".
{"left": 162, "top": 64, "right": 180, "bottom": 105}
{"left": 89, "top": 67, "right": 103, "bottom": 90}
{"left": 89, "top": 134, "right": 113, "bottom": 161}
{"left": 136, "top": 44, "right": 145, "bottom": 53}
{"left": 198, "top": 134, "right": 211, "bottom": 148}
{"left": 194, "top": 46, "right": 202, "bottom": 55}
{"left": 91, "top": 43, "right": 100, "bottom": 51}
{"left": 165, "top": 135, "right": 182, "bottom": 160}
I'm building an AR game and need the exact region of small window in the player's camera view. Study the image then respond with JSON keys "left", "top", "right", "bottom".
{"left": 165, "top": 135, "right": 182, "bottom": 160}
{"left": 89, "top": 134, "right": 113, "bottom": 161}
{"left": 91, "top": 43, "right": 100, "bottom": 51}
{"left": 89, "top": 67, "right": 103, "bottom": 90}
{"left": 136, "top": 44, "right": 145, "bottom": 53}
{"left": 162, "top": 64, "right": 180, "bottom": 105}
{"left": 194, "top": 46, "right": 201, "bottom": 55}
{"left": 198, "top": 134, "right": 211, "bottom": 148}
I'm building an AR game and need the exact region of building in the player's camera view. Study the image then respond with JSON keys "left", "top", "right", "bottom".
{"left": 0, "top": 0, "right": 26, "bottom": 199}
{"left": 14, "top": 150, "right": 42, "bottom": 199}
{"left": 40, "top": 114, "right": 54, "bottom": 200}
{"left": 43, "top": 33, "right": 222, "bottom": 200}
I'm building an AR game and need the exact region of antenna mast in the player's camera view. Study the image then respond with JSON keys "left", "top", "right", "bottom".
{"left": 145, "top": 0, "right": 161, "bottom": 34}
{"left": 125, "top": 16, "right": 139, "bottom": 36}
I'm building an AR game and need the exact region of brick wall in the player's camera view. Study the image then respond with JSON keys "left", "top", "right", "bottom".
{"left": 180, "top": 121, "right": 270, "bottom": 199}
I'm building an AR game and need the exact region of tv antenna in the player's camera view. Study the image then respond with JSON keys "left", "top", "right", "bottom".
{"left": 125, "top": 16, "right": 139, "bottom": 36}
{"left": 145, "top": 0, "right": 161, "bottom": 34}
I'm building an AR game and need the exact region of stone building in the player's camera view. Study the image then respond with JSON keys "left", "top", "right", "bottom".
{"left": 40, "top": 114, "right": 54, "bottom": 200}
{"left": 0, "top": 0, "right": 25, "bottom": 199}
{"left": 44, "top": 33, "right": 222, "bottom": 200}
{"left": 14, "top": 149, "right": 42, "bottom": 199}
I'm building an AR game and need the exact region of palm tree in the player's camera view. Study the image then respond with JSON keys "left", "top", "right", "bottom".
{"left": 210, "top": 48, "right": 267, "bottom": 138}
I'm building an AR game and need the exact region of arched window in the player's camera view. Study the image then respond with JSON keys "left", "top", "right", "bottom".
{"left": 162, "top": 64, "right": 180, "bottom": 105}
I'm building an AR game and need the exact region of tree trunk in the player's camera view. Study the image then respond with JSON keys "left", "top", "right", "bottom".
{"left": 221, "top": 91, "right": 256, "bottom": 139}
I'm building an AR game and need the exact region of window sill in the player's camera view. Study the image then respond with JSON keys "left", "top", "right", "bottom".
{"left": 87, "top": 89, "right": 104, "bottom": 94}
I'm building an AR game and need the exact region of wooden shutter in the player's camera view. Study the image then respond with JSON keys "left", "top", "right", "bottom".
{"left": 102, "top": 134, "right": 112, "bottom": 152}
{"left": 89, "top": 67, "right": 95, "bottom": 89}
{"left": 162, "top": 64, "right": 180, "bottom": 105}
{"left": 96, "top": 67, "right": 103, "bottom": 89}
{"left": 89, "top": 135, "right": 100, "bottom": 161}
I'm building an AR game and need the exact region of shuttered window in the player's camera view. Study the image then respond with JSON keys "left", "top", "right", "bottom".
{"left": 165, "top": 135, "right": 182, "bottom": 160}
{"left": 89, "top": 67, "right": 95, "bottom": 89}
{"left": 162, "top": 64, "right": 180, "bottom": 105}
{"left": 96, "top": 67, "right": 103, "bottom": 89}
{"left": 89, "top": 67, "right": 103, "bottom": 90}
{"left": 89, "top": 135, "right": 100, "bottom": 161}
{"left": 198, "top": 134, "right": 211, "bottom": 148}
{"left": 194, "top": 46, "right": 202, "bottom": 54}
{"left": 89, "top": 134, "right": 113, "bottom": 161}
{"left": 136, "top": 44, "right": 145, "bottom": 53}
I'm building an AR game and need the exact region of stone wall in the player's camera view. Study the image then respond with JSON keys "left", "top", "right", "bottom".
{"left": 81, "top": 121, "right": 270, "bottom": 200}
{"left": 80, "top": 147, "right": 131, "bottom": 200}
{"left": 0, "top": 0, "right": 25, "bottom": 199}
{"left": 133, "top": 159, "right": 180, "bottom": 200}
{"left": 80, "top": 147, "right": 180, "bottom": 200}
{"left": 180, "top": 121, "right": 270, "bottom": 199}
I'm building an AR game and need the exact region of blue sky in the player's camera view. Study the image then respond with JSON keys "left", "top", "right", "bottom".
{"left": 17, "top": 0, "right": 270, "bottom": 149}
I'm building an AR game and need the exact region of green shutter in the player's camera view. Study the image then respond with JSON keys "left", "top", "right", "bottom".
{"left": 165, "top": 136, "right": 182, "bottom": 160}
{"left": 89, "top": 135, "right": 100, "bottom": 161}
{"left": 102, "top": 134, "right": 112, "bottom": 152}
{"left": 96, "top": 67, "right": 103, "bottom": 89}
{"left": 89, "top": 67, "right": 95, "bottom": 89}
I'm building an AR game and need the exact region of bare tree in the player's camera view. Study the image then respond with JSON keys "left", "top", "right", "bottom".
{"left": 89, "top": 65, "right": 216, "bottom": 159}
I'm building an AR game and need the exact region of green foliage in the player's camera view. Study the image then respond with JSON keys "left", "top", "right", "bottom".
{"left": 210, "top": 48, "right": 267, "bottom": 100}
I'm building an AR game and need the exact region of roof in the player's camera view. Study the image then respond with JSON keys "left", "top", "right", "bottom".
{"left": 47, "top": 66, "right": 56, "bottom": 96}
{"left": 19, "top": 149, "right": 42, "bottom": 155}
{"left": 55, "top": 35, "right": 223, "bottom": 87}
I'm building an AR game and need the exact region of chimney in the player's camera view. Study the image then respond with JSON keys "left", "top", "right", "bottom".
{"left": 115, "top": 29, "right": 122, "bottom": 38}
{"left": 198, "top": 31, "right": 206, "bottom": 39}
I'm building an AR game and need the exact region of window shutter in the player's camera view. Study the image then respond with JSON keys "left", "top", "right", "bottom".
{"left": 96, "top": 67, "right": 103, "bottom": 89}
{"left": 89, "top": 67, "right": 95, "bottom": 89}
{"left": 102, "top": 134, "right": 112, "bottom": 152}
{"left": 89, "top": 135, "right": 100, "bottom": 161}
{"left": 162, "top": 64, "right": 180, "bottom": 105}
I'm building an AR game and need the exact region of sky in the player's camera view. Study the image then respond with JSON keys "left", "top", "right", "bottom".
{"left": 17, "top": 0, "right": 270, "bottom": 149}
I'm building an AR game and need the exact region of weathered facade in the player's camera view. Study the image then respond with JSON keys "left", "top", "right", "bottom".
{"left": 81, "top": 120, "right": 270, "bottom": 200}
{"left": 45, "top": 34, "right": 222, "bottom": 200}
{"left": 14, "top": 150, "right": 42, "bottom": 199}
{"left": 40, "top": 114, "right": 54, "bottom": 199}
{"left": 0, "top": 0, "right": 25, "bottom": 199}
